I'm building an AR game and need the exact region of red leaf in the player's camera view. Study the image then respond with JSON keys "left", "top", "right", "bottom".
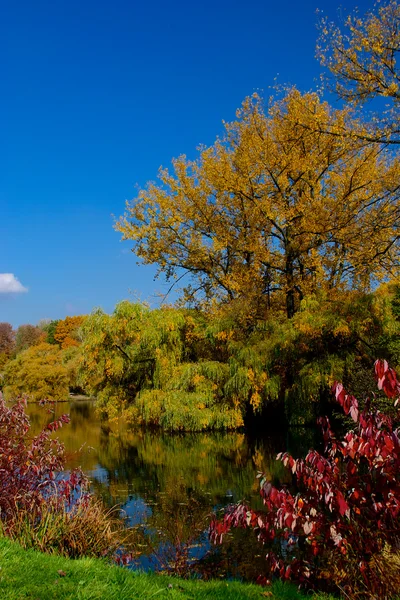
{"left": 336, "top": 491, "right": 349, "bottom": 516}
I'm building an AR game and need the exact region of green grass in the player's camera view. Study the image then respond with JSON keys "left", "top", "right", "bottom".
{"left": 0, "top": 537, "right": 336, "bottom": 600}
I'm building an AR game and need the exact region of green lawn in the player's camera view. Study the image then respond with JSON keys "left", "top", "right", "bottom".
{"left": 0, "top": 537, "right": 336, "bottom": 600}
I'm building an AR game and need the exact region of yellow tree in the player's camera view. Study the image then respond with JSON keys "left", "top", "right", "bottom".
{"left": 317, "top": 0, "right": 400, "bottom": 144}
{"left": 117, "top": 89, "right": 399, "bottom": 320}
{"left": 3, "top": 342, "right": 69, "bottom": 402}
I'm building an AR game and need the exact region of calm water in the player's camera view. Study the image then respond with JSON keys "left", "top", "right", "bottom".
{"left": 26, "top": 400, "right": 315, "bottom": 573}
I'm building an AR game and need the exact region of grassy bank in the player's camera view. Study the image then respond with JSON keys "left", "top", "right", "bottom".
{"left": 0, "top": 537, "right": 335, "bottom": 600}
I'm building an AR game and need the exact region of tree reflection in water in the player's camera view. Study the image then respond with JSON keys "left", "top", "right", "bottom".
{"left": 27, "top": 400, "right": 309, "bottom": 578}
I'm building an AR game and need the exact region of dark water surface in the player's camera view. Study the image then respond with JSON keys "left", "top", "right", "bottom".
{"left": 26, "top": 400, "right": 315, "bottom": 573}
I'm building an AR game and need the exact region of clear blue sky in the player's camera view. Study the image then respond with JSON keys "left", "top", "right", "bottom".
{"left": 1, "top": 0, "right": 373, "bottom": 327}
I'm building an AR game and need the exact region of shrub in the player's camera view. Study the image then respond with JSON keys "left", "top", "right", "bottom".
{"left": 210, "top": 360, "right": 400, "bottom": 598}
{"left": 0, "top": 394, "right": 130, "bottom": 559}
{"left": 0, "top": 394, "right": 73, "bottom": 522}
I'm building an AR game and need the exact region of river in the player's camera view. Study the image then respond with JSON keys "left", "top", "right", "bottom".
{"left": 26, "top": 399, "right": 316, "bottom": 575}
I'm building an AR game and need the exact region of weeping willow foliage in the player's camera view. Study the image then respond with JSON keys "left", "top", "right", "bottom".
{"left": 78, "top": 286, "right": 399, "bottom": 430}
{"left": 79, "top": 302, "right": 242, "bottom": 430}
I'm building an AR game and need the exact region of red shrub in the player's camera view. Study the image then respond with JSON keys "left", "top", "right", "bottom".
{"left": 0, "top": 395, "right": 133, "bottom": 561}
{"left": 210, "top": 360, "right": 400, "bottom": 597}
{"left": 0, "top": 394, "right": 87, "bottom": 528}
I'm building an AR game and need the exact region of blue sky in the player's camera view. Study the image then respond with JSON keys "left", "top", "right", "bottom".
{"left": 1, "top": 0, "right": 373, "bottom": 327}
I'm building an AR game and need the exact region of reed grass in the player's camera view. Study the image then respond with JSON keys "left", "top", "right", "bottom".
{"left": 3, "top": 497, "right": 136, "bottom": 559}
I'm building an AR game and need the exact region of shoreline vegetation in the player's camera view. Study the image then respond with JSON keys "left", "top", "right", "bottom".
{"left": 15, "top": 394, "right": 96, "bottom": 404}
{"left": 1, "top": 361, "right": 399, "bottom": 597}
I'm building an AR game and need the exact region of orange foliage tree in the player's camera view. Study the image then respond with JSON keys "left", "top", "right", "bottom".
{"left": 54, "top": 316, "right": 86, "bottom": 349}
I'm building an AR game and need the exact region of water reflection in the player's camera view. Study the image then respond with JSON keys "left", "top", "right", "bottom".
{"left": 26, "top": 400, "right": 311, "bottom": 574}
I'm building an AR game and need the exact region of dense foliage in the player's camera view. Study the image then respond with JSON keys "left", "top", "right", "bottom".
{"left": 3, "top": 343, "right": 70, "bottom": 402}
{"left": 0, "top": 322, "right": 15, "bottom": 356}
{"left": 0, "top": 322, "right": 15, "bottom": 371}
{"left": 0, "top": 316, "right": 87, "bottom": 402}
{"left": 0, "top": 395, "right": 72, "bottom": 522}
{"left": 76, "top": 284, "right": 400, "bottom": 429}
{"left": 54, "top": 315, "right": 86, "bottom": 349}
{"left": 1, "top": 281, "right": 399, "bottom": 429}
{"left": 210, "top": 360, "right": 400, "bottom": 598}
{"left": 79, "top": 301, "right": 243, "bottom": 430}
{"left": 15, "top": 324, "right": 45, "bottom": 354}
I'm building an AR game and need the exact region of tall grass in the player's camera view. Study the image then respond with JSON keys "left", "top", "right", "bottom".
{"left": 3, "top": 497, "right": 135, "bottom": 559}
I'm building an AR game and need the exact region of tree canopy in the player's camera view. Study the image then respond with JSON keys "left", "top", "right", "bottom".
{"left": 54, "top": 315, "right": 86, "bottom": 349}
{"left": 15, "top": 324, "right": 45, "bottom": 355}
{"left": 117, "top": 89, "right": 399, "bottom": 319}
{"left": 0, "top": 323, "right": 15, "bottom": 371}
{"left": 76, "top": 286, "right": 400, "bottom": 429}
{"left": 78, "top": 301, "right": 243, "bottom": 430}
{"left": 0, "top": 323, "right": 15, "bottom": 357}
{"left": 3, "top": 342, "right": 69, "bottom": 402}
{"left": 317, "top": 0, "right": 400, "bottom": 144}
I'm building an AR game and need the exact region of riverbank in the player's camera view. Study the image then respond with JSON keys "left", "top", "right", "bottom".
{"left": 0, "top": 537, "right": 335, "bottom": 600}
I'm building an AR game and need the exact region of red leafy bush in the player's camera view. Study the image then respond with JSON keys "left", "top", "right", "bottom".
{"left": 0, "top": 394, "right": 134, "bottom": 559}
{"left": 210, "top": 360, "right": 400, "bottom": 598}
{"left": 0, "top": 394, "right": 136, "bottom": 560}
{"left": 0, "top": 394, "right": 86, "bottom": 527}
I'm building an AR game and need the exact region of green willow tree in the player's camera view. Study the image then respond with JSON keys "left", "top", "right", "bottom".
{"left": 78, "top": 302, "right": 243, "bottom": 430}
{"left": 77, "top": 288, "right": 400, "bottom": 429}
{"left": 117, "top": 89, "right": 399, "bottom": 320}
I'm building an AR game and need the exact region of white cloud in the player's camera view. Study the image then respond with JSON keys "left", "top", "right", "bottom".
{"left": 0, "top": 274, "right": 28, "bottom": 294}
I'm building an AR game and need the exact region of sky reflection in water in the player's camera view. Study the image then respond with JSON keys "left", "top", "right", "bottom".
{"left": 27, "top": 399, "right": 311, "bottom": 573}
